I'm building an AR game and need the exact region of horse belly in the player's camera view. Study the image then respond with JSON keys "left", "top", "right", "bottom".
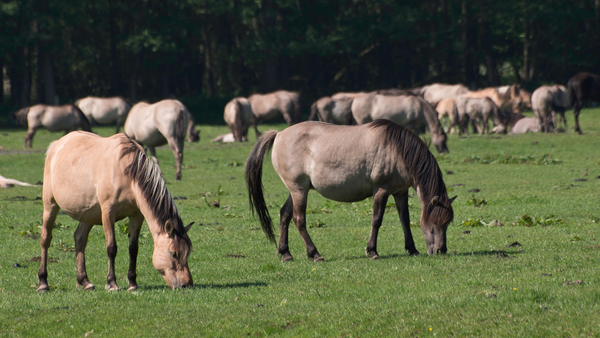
{"left": 92, "top": 108, "right": 118, "bottom": 125}
{"left": 309, "top": 165, "right": 374, "bottom": 203}
{"left": 42, "top": 113, "right": 75, "bottom": 132}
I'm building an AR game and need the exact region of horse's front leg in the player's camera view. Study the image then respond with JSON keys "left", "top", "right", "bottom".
{"left": 126, "top": 212, "right": 144, "bottom": 291}
{"left": 74, "top": 222, "right": 95, "bottom": 290}
{"left": 291, "top": 191, "right": 323, "bottom": 262}
{"left": 277, "top": 194, "right": 294, "bottom": 262}
{"left": 366, "top": 187, "right": 389, "bottom": 260}
{"left": 101, "top": 211, "right": 120, "bottom": 291}
{"left": 37, "top": 203, "right": 59, "bottom": 292}
{"left": 393, "top": 191, "right": 419, "bottom": 255}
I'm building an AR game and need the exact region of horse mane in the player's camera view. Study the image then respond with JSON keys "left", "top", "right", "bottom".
{"left": 119, "top": 137, "right": 191, "bottom": 260}
{"left": 369, "top": 119, "right": 453, "bottom": 225}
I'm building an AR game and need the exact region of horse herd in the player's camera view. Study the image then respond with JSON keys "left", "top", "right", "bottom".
{"left": 6, "top": 71, "right": 599, "bottom": 293}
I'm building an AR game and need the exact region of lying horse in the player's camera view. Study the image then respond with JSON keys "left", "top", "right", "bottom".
{"left": 124, "top": 99, "right": 193, "bottom": 181}
{"left": 38, "top": 132, "right": 193, "bottom": 292}
{"left": 223, "top": 97, "right": 255, "bottom": 141}
{"left": 75, "top": 96, "right": 132, "bottom": 133}
{"left": 18, "top": 104, "right": 91, "bottom": 148}
{"left": 567, "top": 72, "right": 600, "bottom": 134}
{"left": 456, "top": 96, "right": 507, "bottom": 135}
{"left": 509, "top": 117, "right": 541, "bottom": 134}
{"left": 0, "top": 174, "right": 36, "bottom": 188}
{"left": 350, "top": 93, "right": 449, "bottom": 153}
{"left": 308, "top": 96, "right": 354, "bottom": 124}
{"left": 248, "top": 90, "right": 300, "bottom": 134}
{"left": 420, "top": 83, "right": 469, "bottom": 107}
{"left": 246, "top": 120, "right": 455, "bottom": 261}
{"left": 532, "top": 85, "right": 569, "bottom": 133}
{"left": 435, "top": 98, "right": 459, "bottom": 134}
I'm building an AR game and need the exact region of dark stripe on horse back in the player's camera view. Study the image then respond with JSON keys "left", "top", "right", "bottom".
{"left": 369, "top": 119, "right": 453, "bottom": 225}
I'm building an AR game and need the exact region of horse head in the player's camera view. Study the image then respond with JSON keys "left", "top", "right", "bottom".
{"left": 421, "top": 195, "right": 456, "bottom": 254}
{"left": 432, "top": 131, "right": 449, "bottom": 154}
{"left": 11, "top": 107, "right": 29, "bottom": 126}
{"left": 152, "top": 220, "right": 194, "bottom": 289}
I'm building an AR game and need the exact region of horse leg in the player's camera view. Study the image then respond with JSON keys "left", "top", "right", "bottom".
{"left": 277, "top": 194, "right": 294, "bottom": 262}
{"left": 167, "top": 139, "right": 183, "bottom": 181}
{"left": 147, "top": 147, "right": 161, "bottom": 172}
{"left": 551, "top": 112, "right": 558, "bottom": 133}
{"left": 101, "top": 210, "right": 120, "bottom": 291}
{"left": 74, "top": 222, "right": 95, "bottom": 291}
{"left": 365, "top": 187, "right": 389, "bottom": 260}
{"left": 37, "top": 203, "right": 59, "bottom": 292}
{"left": 25, "top": 128, "right": 36, "bottom": 148}
{"left": 393, "top": 191, "right": 419, "bottom": 255}
{"left": 252, "top": 116, "right": 262, "bottom": 139}
{"left": 126, "top": 212, "right": 144, "bottom": 291}
{"left": 291, "top": 191, "right": 323, "bottom": 262}
{"left": 573, "top": 101, "right": 583, "bottom": 134}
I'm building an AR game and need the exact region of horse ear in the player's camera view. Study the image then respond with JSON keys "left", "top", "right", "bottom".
{"left": 165, "top": 219, "right": 175, "bottom": 238}
{"left": 449, "top": 195, "right": 457, "bottom": 204}
{"left": 431, "top": 196, "right": 439, "bottom": 206}
{"left": 184, "top": 222, "right": 194, "bottom": 233}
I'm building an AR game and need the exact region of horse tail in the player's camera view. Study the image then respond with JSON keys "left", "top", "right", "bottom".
{"left": 175, "top": 109, "right": 187, "bottom": 148}
{"left": 290, "top": 92, "right": 301, "bottom": 123}
{"left": 567, "top": 77, "right": 577, "bottom": 108}
{"left": 245, "top": 130, "right": 278, "bottom": 244}
{"left": 72, "top": 105, "right": 92, "bottom": 132}
{"left": 308, "top": 101, "right": 319, "bottom": 121}
{"left": 232, "top": 100, "right": 244, "bottom": 142}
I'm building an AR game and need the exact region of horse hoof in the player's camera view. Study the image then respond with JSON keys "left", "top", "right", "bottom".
{"left": 84, "top": 284, "right": 95, "bottom": 291}
{"left": 127, "top": 285, "right": 138, "bottom": 292}
{"left": 313, "top": 256, "right": 324, "bottom": 262}
{"left": 409, "top": 251, "right": 420, "bottom": 256}
{"left": 105, "top": 284, "right": 120, "bottom": 292}
{"left": 281, "top": 256, "right": 294, "bottom": 262}
{"left": 36, "top": 285, "right": 49, "bottom": 293}
{"left": 370, "top": 254, "right": 380, "bottom": 260}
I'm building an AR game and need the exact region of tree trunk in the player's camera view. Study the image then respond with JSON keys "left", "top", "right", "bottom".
{"left": 522, "top": 3, "right": 530, "bottom": 81}
{"left": 129, "top": 51, "right": 143, "bottom": 101}
{"left": 162, "top": 62, "right": 169, "bottom": 98}
{"left": 479, "top": 0, "right": 499, "bottom": 86}
{"left": 42, "top": 52, "right": 57, "bottom": 105}
{"left": 21, "top": 47, "right": 31, "bottom": 107}
{"left": 109, "top": 0, "right": 120, "bottom": 96}
{"left": 462, "top": 0, "right": 476, "bottom": 89}
{"left": 202, "top": 21, "right": 215, "bottom": 97}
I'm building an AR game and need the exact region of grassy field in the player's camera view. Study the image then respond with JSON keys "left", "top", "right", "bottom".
{"left": 1, "top": 109, "right": 599, "bottom": 337}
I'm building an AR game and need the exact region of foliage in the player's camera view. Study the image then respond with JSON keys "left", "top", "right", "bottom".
{"left": 460, "top": 217, "right": 487, "bottom": 227}
{"left": 466, "top": 195, "right": 488, "bottom": 207}
{"left": 511, "top": 214, "right": 564, "bottom": 227}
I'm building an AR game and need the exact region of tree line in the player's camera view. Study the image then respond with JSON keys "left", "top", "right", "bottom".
{"left": 2, "top": 0, "right": 599, "bottom": 113}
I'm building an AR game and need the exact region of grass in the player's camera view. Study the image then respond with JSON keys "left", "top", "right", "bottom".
{"left": 1, "top": 109, "right": 600, "bottom": 337}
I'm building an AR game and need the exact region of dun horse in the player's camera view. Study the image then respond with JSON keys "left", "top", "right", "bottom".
{"left": 420, "top": 83, "right": 469, "bottom": 107}
{"left": 532, "top": 85, "right": 569, "bottom": 133}
{"left": 38, "top": 132, "right": 193, "bottom": 292}
{"left": 462, "top": 85, "right": 521, "bottom": 113}
{"left": 456, "top": 96, "right": 507, "bottom": 135}
{"left": 223, "top": 97, "right": 255, "bottom": 141}
{"left": 125, "top": 99, "right": 194, "bottom": 181}
{"left": 75, "top": 96, "right": 132, "bottom": 133}
{"left": 246, "top": 120, "right": 456, "bottom": 262}
{"left": 248, "top": 90, "right": 300, "bottom": 135}
{"left": 435, "top": 98, "right": 459, "bottom": 134}
{"left": 567, "top": 72, "right": 600, "bottom": 134}
{"left": 350, "top": 93, "right": 449, "bottom": 153}
{"left": 308, "top": 96, "right": 354, "bottom": 124}
{"left": 16, "top": 104, "right": 91, "bottom": 148}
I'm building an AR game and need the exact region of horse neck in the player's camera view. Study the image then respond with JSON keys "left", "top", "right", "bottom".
{"left": 421, "top": 101, "right": 444, "bottom": 136}
{"left": 132, "top": 184, "right": 167, "bottom": 243}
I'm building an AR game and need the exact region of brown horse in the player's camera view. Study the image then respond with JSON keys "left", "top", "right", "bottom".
{"left": 75, "top": 96, "right": 132, "bottom": 133}
{"left": 15, "top": 104, "right": 91, "bottom": 148}
{"left": 124, "top": 99, "right": 193, "bottom": 181}
{"left": 350, "top": 93, "right": 449, "bottom": 153}
{"left": 308, "top": 96, "right": 354, "bottom": 124}
{"left": 435, "top": 98, "right": 459, "bottom": 134}
{"left": 248, "top": 90, "right": 300, "bottom": 134}
{"left": 223, "top": 97, "right": 255, "bottom": 141}
{"left": 38, "top": 132, "right": 193, "bottom": 292}
{"left": 567, "top": 72, "right": 600, "bottom": 134}
{"left": 246, "top": 120, "right": 456, "bottom": 262}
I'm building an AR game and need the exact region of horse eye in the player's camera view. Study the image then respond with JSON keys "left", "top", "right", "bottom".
{"left": 171, "top": 251, "right": 177, "bottom": 259}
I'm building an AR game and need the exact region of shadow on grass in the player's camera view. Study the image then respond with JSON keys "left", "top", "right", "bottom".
{"left": 327, "top": 249, "right": 524, "bottom": 261}
{"left": 141, "top": 281, "right": 268, "bottom": 291}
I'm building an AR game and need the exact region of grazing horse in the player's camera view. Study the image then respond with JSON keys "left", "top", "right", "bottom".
{"left": 532, "top": 85, "right": 570, "bottom": 133}
{"left": 456, "top": 96, "right": 507, "bottom": 135}
{"left": 308, "top": 96, "right": 354, "bottom": 124}
{"left": 75, "top": 96, "right": 132, "bottom": 133}
{"left": 18, "top": 104, "right": 91, "bottom": 148}
{"left": 124, "top": 99, "right": 192, "bottom": 181}
{"left": 248, "top": 90, "right": 300, "bottom": 135}
{"left": 463, "top": 85, "right": 522, "bottom": 113}
{"left": 38, "top": 132, "right": 193, "bottom": 292}
{"left": 245, "top": 120, "right": 456, "bottom": 261}
{"left": 350, "top": 93, "right": 449, "bottom": 153}
{"left": 420, "top": 83, "right": 469, "bottom": 107}
{"left": 223, "top": 97, "right": 255, "bottom": 141}
{"left": 435, "top": 98, "right": 459, "bottom": 134}
{"left": 567, "top": 72, "right": 600, "bottom": 134}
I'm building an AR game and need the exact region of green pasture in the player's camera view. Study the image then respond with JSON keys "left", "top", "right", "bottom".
{"left": 1, "top": 109, "right": 600, "bottom": 337}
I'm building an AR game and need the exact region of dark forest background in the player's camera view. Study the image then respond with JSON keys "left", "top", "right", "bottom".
{"left": 1, "top": 0, "right": 599, "bottom": 123}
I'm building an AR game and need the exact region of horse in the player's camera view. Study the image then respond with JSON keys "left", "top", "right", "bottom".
{"left": 509, "top": 117, "right": 541, "bottom": 134}
{"left": 567, "top": 72, "right": 600, "bottom": 134}
{"left": 456, "top": 96, "right": 507, "bottom": 135}
{"left": 186, "top": 113, "right": 201, "bottom": 143}
{"left": 308, "top": 96, "right": 354, "bottom": 124}
{"left": 350, "top": 93, "right": 449, "bottom": 153}
{"left": 331, "top": 92, "right": 367, "bottom": 100}
{"left": 532, "top": 85, "right": 570, "bottom": 133}
{"left": 245, "top": 120, "right": 456, "bottom": 262}
{"left": 515, "top": 88, "right": 532, "bottom": 113}
{"left": 211, "top": 133, "right": 244, "bottom": 143}
{"left": 223, "top": 97, "right": 255, "bottom": 141}
{"left": 462, "top": 85, "right": 521, "bottom": 113}
{"left": 75, "top": 96, "right": 132, "bottom": 133}
{"left": 376, "top": 88, "right": 421, "bottom": 96}
{"left": 248, "top": 90, "right": 300, "bottom": 134}
{"left": 124, "top": 99, "right": 193, "bottom": 181}
{"left": 0, "top": 174, "right": 36, "bottom": 188}
{"left": 17, "top": 104, "right": 91, "bottom": 148}
{"left": 435, "top": 98, "right": 459, "bottom": 134}
{"left": 420, "top": 83, "right": 469, "bottom": 107}
{"left": 38, "top": 132, "right": 193, "bottom": 292}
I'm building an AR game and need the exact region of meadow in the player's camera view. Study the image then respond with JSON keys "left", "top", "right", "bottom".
{"left": 1, "top": 109, "right": 599, "bottom": 337}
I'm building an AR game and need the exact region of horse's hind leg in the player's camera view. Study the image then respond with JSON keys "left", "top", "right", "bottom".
{"left": 393, "top": 191, "right": 419, "bottom": 255}
{"left": 167, "top": 139, "right": 184, "bottom": 181}
{"left": 277, "top": 194, "right": 294, "bottom": 262}
{"left": 365, "top": 187, "right": 390, "bottom": 260}
{"left": 101, "top": 210, "right": 120, "bottom": 291}
{"left": 573, "top": 101, "right": 583, "bottom": 134}
{"left": 291, "top": 190, "right": 323, "bottom": 262}
{"left": 126, "top": 212, "right": 144, "bottom": 291}
{"left": 37, "top": 202, "right": 59, "bottom": 292}
{"left": 74, "top": 222, "right": 95, "bottom": 291}
{"left": 25, "top": 128, "right": 36, "bottom": 148}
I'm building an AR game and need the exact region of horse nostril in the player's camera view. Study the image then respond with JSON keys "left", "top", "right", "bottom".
{"left": 181, "top": 284, "right": 188, "bottom": 289}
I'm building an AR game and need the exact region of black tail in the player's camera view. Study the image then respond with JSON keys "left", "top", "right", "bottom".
{"left": 567, "top": 78, "right": 577, "bottom": 108}
{"left": 245, "top": 130, "right": 278, "bottom": 243}
{"left": 72, "top": 105, "right": 92, "bottom": 132}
